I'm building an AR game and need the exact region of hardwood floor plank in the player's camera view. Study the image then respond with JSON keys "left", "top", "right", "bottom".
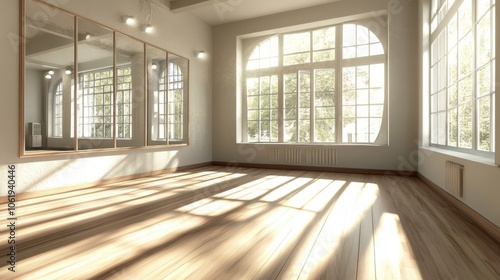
{"left": 0, "top": 166, "right": 498, "bottom": 280}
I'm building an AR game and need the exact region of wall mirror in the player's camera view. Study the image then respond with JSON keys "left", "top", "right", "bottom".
{"left": 77, "top": 18, "right": 114, "bottom": 150}
{"left": 147, "top": 45, "right": 168, "bottom": 146}
{"left": 21, "top": 0, "right": 189, "bottom": 156}
{"left": 166, "top": 53, "right": 189, "bottom": 145}
{"left": 116, "top": 33, "right": 146, "bottom": 148}
{"left": 24, "top": 0, "right": 75, "bottom": 152}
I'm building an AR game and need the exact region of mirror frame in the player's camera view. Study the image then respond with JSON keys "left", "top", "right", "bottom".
{"left": 19, "top": 0, "right": 190, "bottom": 157}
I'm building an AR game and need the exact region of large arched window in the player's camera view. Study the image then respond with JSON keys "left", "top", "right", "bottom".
{"left": 243, "top": 22, "right": 387, "bottom": 144}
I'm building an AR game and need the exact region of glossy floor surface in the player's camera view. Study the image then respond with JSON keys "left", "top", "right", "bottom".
{"left": 1, "top": 166, "right": 499, "bottom": 279}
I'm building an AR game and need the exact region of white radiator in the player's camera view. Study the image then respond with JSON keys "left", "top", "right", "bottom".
{"left": 270, "top": 147, "right": 336, "bottom": 166}
{"left": 29, "top": 122, "right": 42, "bottom": 148}
{"left": 445, "top": 161, "right": 463, "bottom": 197}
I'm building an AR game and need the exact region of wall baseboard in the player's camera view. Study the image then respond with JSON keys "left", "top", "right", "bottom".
{"left": 211, "top": 161, "right": 417, "bottom": 176}
{"left": 417, "top": 173, "right": 500, "bottom": 244}
{"left": 3, "top": 162, "right": 212, "bottom": 202}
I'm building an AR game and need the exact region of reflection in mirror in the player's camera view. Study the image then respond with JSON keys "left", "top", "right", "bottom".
{"left": 168, "top": 53, "right": 189, "bottom": 144}
{"left": 77, "top": 19, "right": 114, "bottom": 150}
{"left": 116, "top": 34, "right": 145, "bottom": 148}
{"left": 24, "top": 0, "right": 75, "bottom": 152}
{"left": 146, "top": 45, "right": 167, "bottom": 145}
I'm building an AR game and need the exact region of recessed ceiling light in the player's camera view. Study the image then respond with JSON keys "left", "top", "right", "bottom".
{"left": 125, "top": 16, "right": 136, "bottom": 26}
{"left": 144, "top": 24, "right": 153, "bottom": 33}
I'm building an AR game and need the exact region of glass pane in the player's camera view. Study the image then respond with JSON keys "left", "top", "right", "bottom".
{"left": 458, "top": 104, "right": 472, "bottom": 148}
{"left": 284, "top": 53, "right": 310, "bottom": 66}
{"left": 313, "top": 27, "right": 335, "bottom": 50}
{"left": 284, "top": 120, "right": 297, "bottom": 142}
{"left": 343, "top": 24, "right": 356, "bottom": 47}
{"left": 24, "top": 0, "right": 75, "bottom": 152}
{"left": 284, "top": 32, "right": 311, "bottom": 54}
{"left": 299, "top": 120, "right": 310, "bottom": 143}
{"left": 478, "top": 96, "right": 491, "bottom": 151}
{"left": 77, "top": 19, "right": 114, "bottom": 150}
{"left": 459, "top": 0, "right": 473, "bottom": 37}
{"left": 438, "top": 111, "right": 446, "bottom": 145}
{"left": 167, "top": 53, "right": 189, "bottom": 143}
{"left": 315, "top": 119, "right": 335, "bottom": 142}
{"left": 116, "top": 33, "right": 144, "bottom": 148}
{"left": 431, "top": 113, "right": 438, "bottom": 144}
{"left": 370, "top": 118, "right": 382, "bottom": 142}
{"left": 357, "top": 118, "right": 369, "bottom": 142}
{"left": 477, "top": 11, "right": 492, "bottom": 66}
{"left": 477, "top": 64, "right": 491, "bottom": 97}
{"left": 448, "top": 108, "right": 458, "bottom": 147}
{"left": 147, "top": 45, "right": 167, "bottom": 145}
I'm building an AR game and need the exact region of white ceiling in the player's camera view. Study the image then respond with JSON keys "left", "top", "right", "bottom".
{"left": 168, "top": 0, "right": 339, "bottom": 26}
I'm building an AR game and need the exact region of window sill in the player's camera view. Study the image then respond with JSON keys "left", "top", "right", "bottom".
{"left": 237, "top": 142, "right": 389, "bottom": 147}
{"left": 420, "top": 146, "right": 497, "bottom": 167}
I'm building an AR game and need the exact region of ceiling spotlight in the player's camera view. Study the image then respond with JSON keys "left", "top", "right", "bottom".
{"left": 151, "top": 63, "right": 157, "bottom": 70}
{"left": 144, "top": 24, "right": 154, "bottom": 33}
{"left": 85, "top": 33, "right": 92, "bottom": 40}
{"left": 125, "top": 16, "right": 136, "bottom": 26}
{"left": 196, "top": 50, "right": 206, "bottom": 59}
{"left": 65, "top": 68, "right": 72, "bottom": 75}
{"left": 48, "top": 70, "right": 55, "bottom": 75}
{"left": 45, "top": 73, "right": 52, "bottom": 79}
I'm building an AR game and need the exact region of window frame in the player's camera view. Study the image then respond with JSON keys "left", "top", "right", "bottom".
{"left": 241, "top": 20, "right": 388, "bottom": 145}
{"left": 428, "top": 0, "right": 496, "bottom": 157}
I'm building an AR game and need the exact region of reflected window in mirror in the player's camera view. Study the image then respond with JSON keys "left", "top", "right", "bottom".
{"left": 21, "top": 0, "right": 189, "bottom": 155}
{"left": 24, "top": 0, "right": 75, "bottom": 152}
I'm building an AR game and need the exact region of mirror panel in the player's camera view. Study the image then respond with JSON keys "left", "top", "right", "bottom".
{"left": 77, "top": 18, "right": 114, "bottom": 150}
{"left": 24, "top": 0, "right": 75, "bottom": 152}
{"left": 21, "top": 0, "right": 190, "bottom": 155}
{"left": 147, "top": 45, "right": 168, "bottom": 145}
{"left": 168, "top": 53, "right": 189, "bottom": 144}
{"left": 116, "top": 34, "right": 145, "bottom": 148}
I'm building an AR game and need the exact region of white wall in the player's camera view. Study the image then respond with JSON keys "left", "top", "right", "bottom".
{"left": 212, "top": 0, "right": 420, "bottom": 172}
{"left": 0, "top": 0, "right": 212, "bottom": 195}
{"left": 418, "top": 0, "right": 500, "bottom": 227}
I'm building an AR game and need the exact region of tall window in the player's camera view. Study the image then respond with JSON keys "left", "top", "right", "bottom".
{"left": 78, "top": 65, "right": 132, "bottom": 138}
{"left": 430, "top": 0, "right": 495, "bottom": 153}
{"left": 52, "top": 81, "right": 63, "bottom": 137}
{"left": 244, "top": 22, "right": 387, "bottom": 144}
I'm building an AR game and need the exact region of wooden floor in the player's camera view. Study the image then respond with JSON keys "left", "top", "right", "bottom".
{"left": 1, "top": 165, "right": 499, "bottom": 279}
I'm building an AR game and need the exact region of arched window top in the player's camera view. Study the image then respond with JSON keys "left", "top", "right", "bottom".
{"left": 246, "top": 36, "right": 279, "bottom": 70}
{"left": 246, "top": 23, "right": 384, "bottom": 70}
{"left": 342, "top": 24, "right": 384, "bottom": 59}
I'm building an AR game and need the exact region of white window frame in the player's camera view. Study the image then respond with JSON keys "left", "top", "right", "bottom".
{"left": 429, "top": 0, "right": 496, "bottom": 157}
{"left": 241, "top": 20, "right": 388, "bottom": 145}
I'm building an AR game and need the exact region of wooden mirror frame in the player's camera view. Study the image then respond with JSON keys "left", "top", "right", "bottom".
{"left": 19, "top": 0, "right": 190, "bottom": 157}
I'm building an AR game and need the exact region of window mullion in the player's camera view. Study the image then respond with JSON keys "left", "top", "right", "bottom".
{"left": 471, "top": 0, "right": 478, "bottom": 151}
{"left": 310, "top": 32, "right": 315, "bottom": 144}
{"left": 112, "top": 31, "right": 117, "bottom": 148}
{"left": 278, "top": 35, "right": 284, "bottom": 143}
{"left": 336, "top": 26, "right": 343, "bottom": 143}
{"left": 296, "top": 72, "right": 300, "bottom": 142}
